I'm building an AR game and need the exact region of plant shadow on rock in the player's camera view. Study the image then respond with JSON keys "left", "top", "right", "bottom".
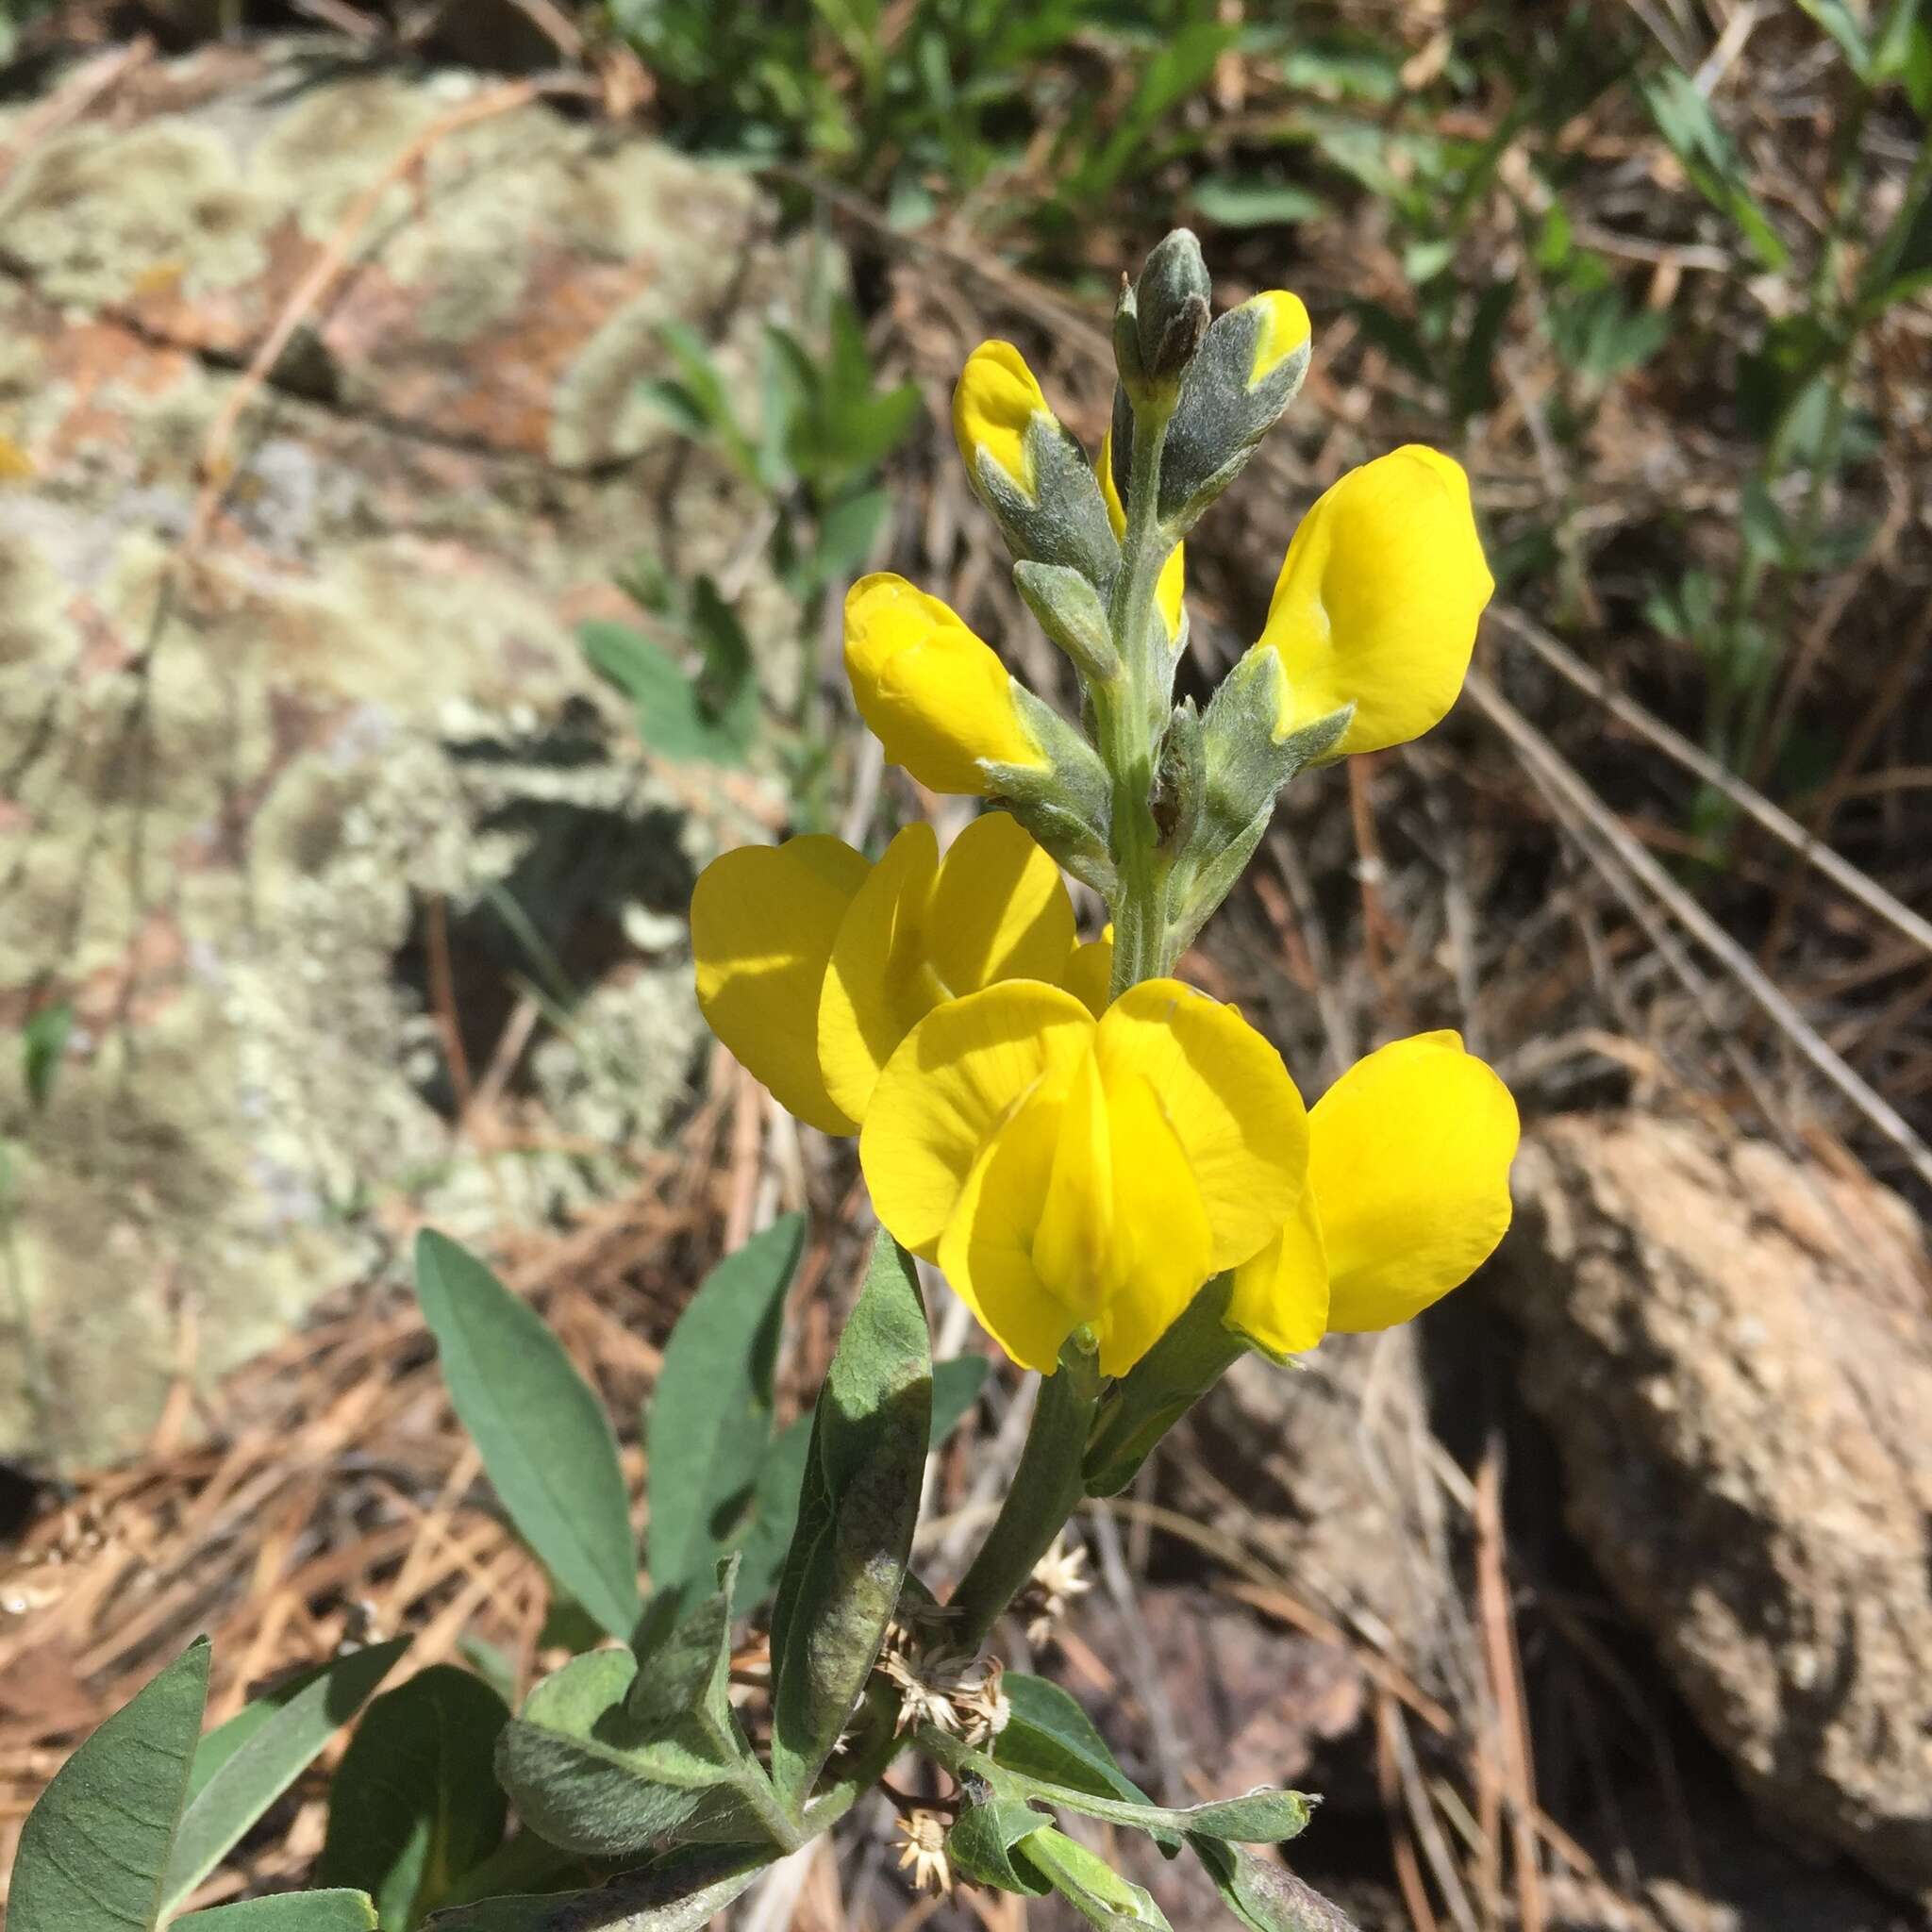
{"left": 392, "top": 712, "right": 697, "bottom": 1119}
{"left": 1418, "top": 1280, "right": 1913, "bottom": 1929}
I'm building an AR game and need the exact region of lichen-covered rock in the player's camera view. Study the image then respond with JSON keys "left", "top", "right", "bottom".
{"left": 0, "top": 40, "right": 812, "bottom": 1463}
{"left": 1491, "top": 1113, "right": 1932, "bottom": 1904}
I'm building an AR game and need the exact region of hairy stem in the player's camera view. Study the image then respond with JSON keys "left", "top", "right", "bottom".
{"left": 1101, "top": 405, "right": 1177, "bottom": 997}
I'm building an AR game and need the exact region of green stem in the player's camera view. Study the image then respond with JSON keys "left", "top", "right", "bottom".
{"left": 1099, "top": 405, "right": 1178, "bottom": 998}
{"left": 945, "top": 1332, "right": 1101, "bottom": 1651}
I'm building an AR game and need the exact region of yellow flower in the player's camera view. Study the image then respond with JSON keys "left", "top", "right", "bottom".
{"left": 820, "top": 811, "right": 1074, "bottom": 1123}
{"left": 861, "top": 978, "right": 1308, "bottom": 1375}
{"left": 844, "top": 575, "right": 1043, "bottom": 796}
{"left": 1096, "top": 425, "right": 1185, "bottom": 641}
{"left": 691, "top": 835, "right": 869, "bottom": 1135}
{"left": 1241, "top": 290, "right": 1312, "bottom": 387}
{"left": 691, "top": 813, "right": 1084, "bottom": 1135}
{"left": 1228, "top": 1031, "right": 1518, "bottom": 1355}
{"left": 1251, "top": 446, "right": 1493, "bottom": 757}
{"left": 953, "top": 341, "right": 1052, "bottom": 502}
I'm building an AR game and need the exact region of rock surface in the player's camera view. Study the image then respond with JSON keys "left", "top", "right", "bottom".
{"left": 0, "top": 40, "right": 810, "bottom": 1462}
{"left": 1491, "top": 1112, "right": 1932, "bottom": 1903}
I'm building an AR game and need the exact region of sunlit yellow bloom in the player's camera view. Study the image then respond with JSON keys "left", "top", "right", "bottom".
{"left": 1251, "top": 446, "right": 1492, "bottom": 758}
{"left": 863, "top": 978, "right": 1308, "bottom": 1375}
{"left": 1097, "top": 425, "right": 1184, "bottom": 641}
{"left": 692, "top": 814, "right": 1089, "bottom": 1135}
{"left": 844, "top": 575, "right": 1042, "bottom": 796}
{"left": 953, "top": 341, "right": 1051, "bottom": 501}
{"left": 691, "top": 836, "right": 869, "bottom": 1135}
{"left": 820, "top": 811, "right": 1074, "bottom": 1123}
{"left": 1061, "top": 930, "right": 1114, "bottom": 1018}
{"left": 1241, "top": 290, "right": 1312, "bottom": 386}
{"left": 1229, "top": 1030, "right": 1518, "bottom": 1354}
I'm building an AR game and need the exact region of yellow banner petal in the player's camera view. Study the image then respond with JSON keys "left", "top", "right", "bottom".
{"left": 1312, "top": 1030, "right": 1519, "bottom": 1332}
{"left": 1259, "top": 445, "right": 1493, "bottom": 757}
{"left": 1227, "top": 1188, "right": 1329, "bottom": 1359}
{"left": 818, "top": 822, "right": 942, "bottom": 1125}
{"left": 1089, "top": 1069, "right": 1214, "bottom": 1375}
{"left": 936, "top": 1087, "right": 1088, "bottom": 1373}
{"left": 926, "top": 810, "right": 1076, "bottom": 997}
{"left": 691, "top": 837, "right": 869, "bottom": 1135}
{"left": 861, "top": 981, "right": 1095, "bottom": 1258}
{"left": 1095, "top": 979, "right": 1307, "bottom": 1271}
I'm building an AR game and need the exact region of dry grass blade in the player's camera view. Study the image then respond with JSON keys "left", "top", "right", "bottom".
{"left": 1466, "top": 668, "right": 1932, "bottom": 1191}
{"left": 1490, "top": 607, "right": 1932, "bottom": 962}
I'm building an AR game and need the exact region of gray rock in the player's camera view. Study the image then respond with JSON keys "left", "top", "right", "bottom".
{"left": 1491, "top": 1112, "right": 1932, "bottom": 1905}
{"left": 0, "top": 39, "right": 812, "bottom": 1462}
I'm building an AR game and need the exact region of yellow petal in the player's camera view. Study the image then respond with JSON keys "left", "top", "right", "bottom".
{"left": 817, "top": 822, "right": 943, "bottom": 1125}
{"left": 1258, "top": 445, "right": 1493, "bottom": 757}
{"left": 1089, "top": 1068, "right": 1214, "bottom": 1374}
{"left": 1227, "top": 1188, "right": 1329, "bottom": 1358}
{"left": 1095, "top": 980, "right": 1307, "bottom": 1271}
{"left": 691, "top": 837, "right": 869, "bottom": 1135}
{"left": 927, "top": 811, "right": 1075, "bottom": 996}
{"left": 1029, "top": 1049, "right": 1117, "bottom": 1324}
{"left": 843, "top": 574, "right": 1041, "bottom": 795}
{"left": 1061, "top": 933, "right": 1114, "bottom": 1018}
{"left": 1241, "top": 290, "right": 1312, "bottom": 386}
{"left": 936, "top": 1086, "right": 1087, "bottom": 1373}
{"left": 954, "top": 341, "right": 1048, "bottom": 500}
{"left": 861, "top": 981, "right": 1095, "bottom": 1258}
{"left": 1312, "top": 1031, "right": 1519, "bottom": 1332}
{"left": 1096, "top": 425, "right": 1185, "bottom": 640}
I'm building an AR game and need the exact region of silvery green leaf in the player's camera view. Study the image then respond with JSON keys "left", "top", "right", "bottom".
{"left": 970, "top": 422, "right": 1119, "bottom": 591}
{"left": 1158, "top": 305, "right": 1312, "bottom": 532}
{"left": 1190, "top": 1838, "right": 1362, "bottom": 1932}
{"left": 768, "top": 1232, "right": 930, "bottom": 1810}
{"left": 318, "top": 1666, "right": 509, "bottom": 1931}
{"left": 496, "top": 1641, "right": 791, "bottom": 1859}
{"left": 423, "top": 1850, "right": 773, "bottom": 1932}
{"left": 644, "top": 1215, "right": 804, "bottom": 1615}
{"left": 1014, "top": 1828, "right": 1174, "bottom": 1932}
{"left": 10, "top": 1638, "right": 208, "bottom": 1932}
{"left": 946, "top": 1799, "right": 1055, "bottom": 1895}
{"left": 1012, "top": 560, "right": 1122, "bottom": 686}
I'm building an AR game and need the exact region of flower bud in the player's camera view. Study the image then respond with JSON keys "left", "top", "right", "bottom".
{"left": 844, "top": 574, "right": 1044, "bottom": 795}
{"left": 1158, "top": 289, "right": 1313, "bottom": 531}
{"left": 1256, "top": 445, "right": 1492, "bottom": 757}
{"left": 1132, "top": 227, "right": 1213, "bottom": 388}
{"left": 952, "top": 341, "right": 1119, "bottom": 589}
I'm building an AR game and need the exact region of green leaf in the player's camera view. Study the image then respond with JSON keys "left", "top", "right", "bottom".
{"left": 684, "top": 576, "right": 754, "bottom": 723}
{"left": 162, "top": 1639, "right": 410, "bottom": 1917}
{"left": 577, "top": 621, "right": 758, "bottom": 766}
{"left": 498, "top": 1567, "right": 793, "bottom": 1860}
{"left": 731, "top": 1415, "right": 814, "bottom": 1612}
{"left": 415, "top": 1231, "right": 641, "bottom": 1644}
{"left": 422, "top": 1851, "right": 771, "bottom": 1932}
{"left": 929, "top": 1354, "right": 991, "bottom": 1442}
{"left": 768, "top": 1230, "right": 930, "bottom": 1809}
{"left": 21, "top": 1001, "right": 71, "bottom": 1113}
{"left": 11, "top": 1637, "right": 208, "bottom": 1932}
{"left": 812, "top": 486, "right": 891, "bottom": 584}
{"left": 177, "top": 1895, "right": 378, "bottom": 1930}
{"left": 1639, "top": 73, "right": 1788, "bottom": 271}
{"left": 1795, "top": 0, "right": 1874, "bottom": 75}
{"left": 317, "top": 1666, "right": 509, "bottom": 1930}
{"left": 1190, "top": 1838, "right": 1361, "bottom": 1932}
{"left": 645, "top": 1215, "right": 804, "bottom": 1609}
{"left": 946, "top": 1798, "right": 1055, "bottom": 1894}
{"left": 185, "top": 1661, "right": 330, "bottom": 1807}
{"left": 1015, "top": 1826, "right": 1174, "bottom": 1932}
{"left": 994, "top": 1674, "right": 1174, "bottom": 1850}
{"left": 1189, "top": 176, "right": 1324, "bottom": 228}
